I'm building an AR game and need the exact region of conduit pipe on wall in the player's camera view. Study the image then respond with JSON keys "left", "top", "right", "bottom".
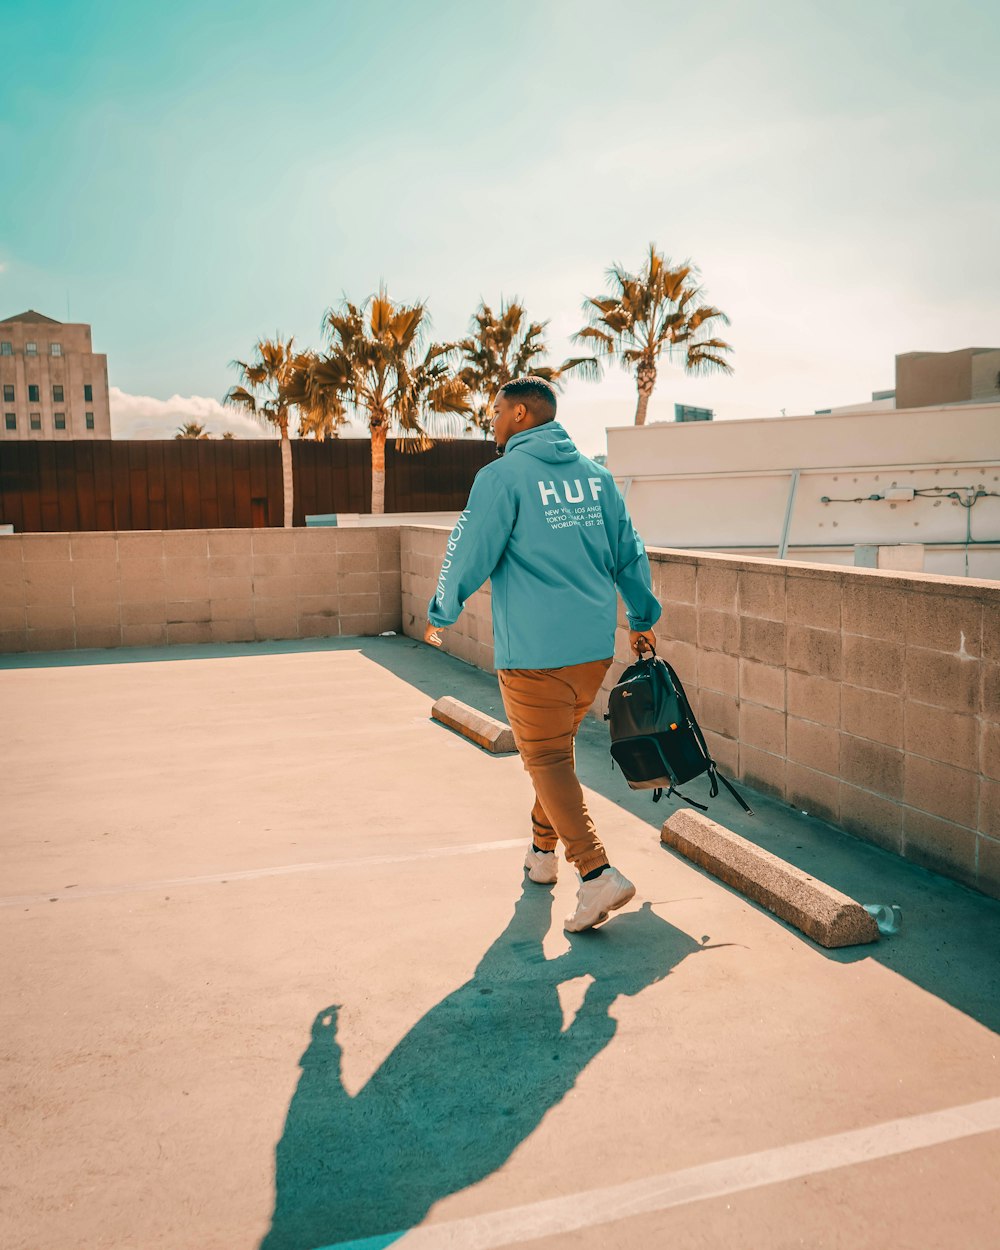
{"left": 778, "top": 469, "right": 800, "bottom": 560}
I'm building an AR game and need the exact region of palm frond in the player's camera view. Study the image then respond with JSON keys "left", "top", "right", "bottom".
{"left": 387, "top": 302, "right": 425, "bottom": 348}
{"left": 394, "top": 432, "right": 435, "bottom": 454}
{"left": 224, "top": 384, "right": 257, "bottom": 413}
{"left": 571, "top": 325, "right": 615, "bottom": 353}
{"left": 369, "top": 289, "right": 395, "bottom": 337}
{"left": 223, "top": 384, "right": 273, "bottom": 432}
{"left": 557, "top": 355, "right": 603, "bottom": 382}
{"left": 685, "top": 343, "right": 734, "bottom": 375}
{"left": 687, "top": 303, "right": 731, "bottom": 330}
{"left": 425, "top": 376, "right": 473, "bottom": 415}
{"left": 585, "top": 295, "right": 621, "bottom": 316}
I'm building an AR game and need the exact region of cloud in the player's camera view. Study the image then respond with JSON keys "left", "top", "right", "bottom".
{"left": 109, "top": 387, "right": 272, "bottom": 439}
{"left": 108, "top": 387, "right": 480, "bottom": 442}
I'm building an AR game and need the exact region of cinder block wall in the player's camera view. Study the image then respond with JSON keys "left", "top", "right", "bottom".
{"left": 5, "top": 524, "right": 997, "bottom": 898}
{"left": 0, "top": 528, "right": 402, "bottom": 651}
{"left": 400, "top": 526, "right": 1000, "bottom": 900}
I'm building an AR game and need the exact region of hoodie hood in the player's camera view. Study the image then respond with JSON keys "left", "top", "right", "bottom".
{"left": 504, "top": 420, "right": 580, "bottom": 465}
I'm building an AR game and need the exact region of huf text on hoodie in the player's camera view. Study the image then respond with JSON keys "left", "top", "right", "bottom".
{"left": 427, "top": 421, "right": 662, "bottom": 670}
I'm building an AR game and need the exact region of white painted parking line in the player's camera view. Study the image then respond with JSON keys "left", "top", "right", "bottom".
{"left": 319, "top": 1096, "right": 1000, "bottom": 1250}
{"left": 0, "top": 839, "right": 525, "bottom": 908}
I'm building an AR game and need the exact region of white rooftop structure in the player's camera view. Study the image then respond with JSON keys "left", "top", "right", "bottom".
{"left": 607, "top": 401, "right": 1000, "bottom": 580}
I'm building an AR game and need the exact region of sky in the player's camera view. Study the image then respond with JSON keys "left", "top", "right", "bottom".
{"left": 1, "top": 0, "right": 997, "bottom": 455}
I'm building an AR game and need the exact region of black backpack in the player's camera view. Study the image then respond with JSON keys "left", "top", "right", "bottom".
{"left": 606, "top": 645, "right": 754, "bottom": 815}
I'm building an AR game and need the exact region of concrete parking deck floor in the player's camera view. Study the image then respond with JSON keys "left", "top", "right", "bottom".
{"left": 2, "top": 636, "right": 999, "bottom": 1250}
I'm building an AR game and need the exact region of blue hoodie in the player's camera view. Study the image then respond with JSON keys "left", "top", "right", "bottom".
{"left": 427, "top": 421, "right": 662, "bottom": 669}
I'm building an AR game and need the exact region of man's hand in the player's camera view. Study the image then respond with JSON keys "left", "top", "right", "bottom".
{"left": 629, "top": 629, "right": 656, "bottom": 657}
{"left": 424, "top": 621, "right": 444, "bottom": 648}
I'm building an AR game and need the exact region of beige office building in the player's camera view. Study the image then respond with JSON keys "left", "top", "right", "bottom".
{"left": 0, "top": 310, "right": 111, "bottom": 440}
{"left": 896, "top": 346, "right": 1000, "bottom": 409}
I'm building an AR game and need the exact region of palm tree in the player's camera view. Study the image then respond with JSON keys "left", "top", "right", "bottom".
{"left": 221, "top": 431, "right": 235, "bottom": 439}
{"left": 308, "top": 289, "right": 471, "bottom": 514}
{"left": 175, "top": 421, "right": 210, "bottom": 439}
{"left": 224, "top": 337, "right": 315, "bottom": 527}
{"left": 457, "top": 299, "right": 591, "bottom": 437}
{"left": 572, "top": 244, "right": 734, "bottom": 425}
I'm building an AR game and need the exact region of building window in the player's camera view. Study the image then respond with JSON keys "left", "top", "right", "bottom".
{"left": 53, "top": 384, "right": 64, "bottom": 402}
{"left": 25, "top": 341, "right": 37, "bottom": 355}
{"left": 30, "top": 412, "right": 41, "bottom": 430}
{"left": 54, "top": 412, "right": 66, "bottom": 430}
{"left": 3, "top": 384, "right": 13, "bottom": 402}
{"left": 85, "top": 411, "right": 95, "bottom": 430}
{"left": 50, "top": 342, "right": 62, "bottom": 356}
{"left": 4, "top": 413, "right": 15, "bottom": 430}
{"left": 0, "top": 341, "right": 11, "bottom": 356}
{"left": 84, "top": 383, "right": 93, "bottom": 402}
{"left": 28, "top": 384, "right": 40, "bottom": 402}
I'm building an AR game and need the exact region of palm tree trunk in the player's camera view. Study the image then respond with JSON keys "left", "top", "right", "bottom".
{"left": 370, "top": 424, "right": 387, "bottom": 515}
{"left": 280, "top": 429, "right": 294, "bottom": 527}
{"left": 635, "top": 360, "right": 657, "bottom": 426}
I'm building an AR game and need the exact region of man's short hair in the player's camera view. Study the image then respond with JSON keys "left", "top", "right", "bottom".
{"left": 498, "top": 375, "right": 557, "bottom": 422}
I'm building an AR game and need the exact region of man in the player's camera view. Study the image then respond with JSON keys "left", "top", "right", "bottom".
{"left": 424, "top": 376, "right": 661, "bottom": 932}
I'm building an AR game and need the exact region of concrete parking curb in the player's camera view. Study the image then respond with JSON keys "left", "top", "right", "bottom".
{"left": 661, "top": 807, "right": 880, "bottom": 948}
{"left": 431, "top": 696, "right": 518, "bottom": 754}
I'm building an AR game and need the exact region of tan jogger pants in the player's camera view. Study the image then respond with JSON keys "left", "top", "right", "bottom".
{"left": 497, "top": 657, "right": 614, "bottom": 877}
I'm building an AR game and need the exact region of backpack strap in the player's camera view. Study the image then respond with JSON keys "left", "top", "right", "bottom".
{"left": 713, "top": 767, "right": 755, "bottom": 816}
{"left": 653, "top": 782, "right": 710, "bottom": 813}
{"left": 664, "top": 661, "right": 756, "bottom": 817}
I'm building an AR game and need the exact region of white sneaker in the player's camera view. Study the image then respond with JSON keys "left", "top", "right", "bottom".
{"left": 524, "top": 846, "right": 558, "bottom": 884}
{"left": 564, "top": 867, "right": 636, "bottom": 932}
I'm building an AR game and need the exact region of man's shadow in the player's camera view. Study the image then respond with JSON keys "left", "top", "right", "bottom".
{"left": 259, "top": 885, "right": 702, "bottom": 1250}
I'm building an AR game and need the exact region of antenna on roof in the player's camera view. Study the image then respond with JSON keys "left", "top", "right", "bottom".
{"left": 66, "top": 290, "right": 70, "bottom": 321}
